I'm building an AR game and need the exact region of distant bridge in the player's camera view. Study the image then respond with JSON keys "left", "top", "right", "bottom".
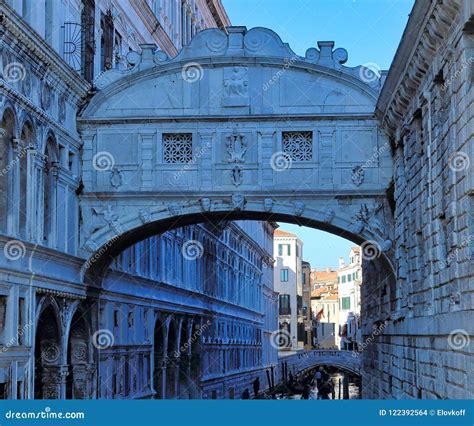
{"left": 279, "top": 350, "right": 361, "bottom": 377}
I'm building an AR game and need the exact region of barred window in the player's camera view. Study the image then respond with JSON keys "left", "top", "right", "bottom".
{"left": 282, "top": 131, "right": 313, "bottom": 161}
{"left": 163, "top": 133, "right": 193, "bottom": 163}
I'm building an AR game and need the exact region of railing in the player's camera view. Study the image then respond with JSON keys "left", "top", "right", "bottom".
{"left": 62, "top": 22, "right": 83, "bottom": 72}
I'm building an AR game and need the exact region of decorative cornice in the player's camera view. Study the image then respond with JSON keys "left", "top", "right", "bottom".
{"left": 0, "top": 2, "right": 90, "bottom": 103}
{"left": 0, "top": 84, "right": 82, "bottom": 149}
{"left": 91, "top": 26, "right": 383, "bottom": 101}
{"left": 130, "top": 1, "right": 178, "bottom": 57}
{"left": 376, "top": 0, "right": 461, "bottom": 135}
{"left": 206, "top": 0, "right": 231, "bottom": 29}
{"left": 36, "top": 287, "right": 86, "bottom": 300}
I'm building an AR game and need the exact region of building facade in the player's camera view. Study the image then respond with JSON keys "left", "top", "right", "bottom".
{"left": 0, "top": 0, "right": 281, "bottom": 400}
{"left": 273, "top": 230, "right": 304, "bottom": 352}
{"left": 310, "top": 269, "right": 339, "bottom": 349}
{"left": 301, "top": 260, "right": 312, "bottom": 348}
{"left": 337, "top": 248, "right": 362, "bottom": 351}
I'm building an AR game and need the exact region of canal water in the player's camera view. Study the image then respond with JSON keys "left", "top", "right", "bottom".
{"left": 275, "top": 370, "right": 361, "bottom": 400}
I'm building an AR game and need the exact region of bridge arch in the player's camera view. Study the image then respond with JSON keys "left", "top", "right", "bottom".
{"left": 78, "top": 26, "right": 394, "bottom": 289}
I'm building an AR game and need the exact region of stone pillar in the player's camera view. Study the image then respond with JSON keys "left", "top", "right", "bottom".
{"left": 160, "top": 360, "right": 167, "bottom": 399}
{"left": 258, "top": 131, "right": 275, "bottom": 187}
{"left": 139, "top": 131, "right": 155, "bottom": 188}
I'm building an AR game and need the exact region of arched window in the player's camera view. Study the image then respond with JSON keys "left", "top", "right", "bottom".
{"left": 0, "top": 109, "right": 16, "bottom": 234}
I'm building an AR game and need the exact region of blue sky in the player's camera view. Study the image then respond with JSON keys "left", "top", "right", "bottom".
{"left": 222, "top": 0, "right": 414, "bottom": 70}
{"left": 223, "top": 0, "right": 413, "bottom": 269}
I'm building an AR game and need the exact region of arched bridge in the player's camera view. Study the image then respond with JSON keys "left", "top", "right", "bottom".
{"left": 279, "top": 350, "right": 361, "bottom": 377}
{"left": 77, "top": 26, "right": 395, "bottom": 285}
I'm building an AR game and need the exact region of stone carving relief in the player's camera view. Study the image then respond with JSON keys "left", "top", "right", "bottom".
{"left": 263, "top": 198, "right": 273, "bottom": 212}
{"left": 226, "top": 129, "right": 246, "bottom": 163}
{"left": 139, "top": 208, "right": 152, "bottom": 224}
{"left": 110, "top": 167, "right": 122, "bottom": 188}
{"left": 323, "top": 208, "right": 335, "bottom": 223}
{"left": 58, "top": 94, "right": 66, "bottom": 123}
{"left": 231, "top": 194, "right": 245, "bottom": 211}
{"left": 351, "top": 165, "right": 365, "bottom": 186}
{"left": 200, "top": 198, "right": 211, "bottom": 212}
{"left": 41, "top": 82, "right": 52, "bottom": 111}
{"left": 223, "top": 67, "right": 249, "bottom": 106}
{"left": 102, "top": 205, "right": 123, "bottom": 235}
{"left": 72, "top": 342, "right": 88, "bottom": 361}
{"left": 293, "top": 201, "right": 305, "bottom": 217}
{"left": 21, "top": 65, "right": 31, "bottom": 96}
{"left": 168, "top": 202, "right": 181, "bottom": 216}
{"left": 352, "top": 202, "right": 392, "bottom": 250}
{"left": 230, "top": 165, "right": 243, "bottom": 186}
{"left": 41, "top": 343, "right": 60, "bottom": 364}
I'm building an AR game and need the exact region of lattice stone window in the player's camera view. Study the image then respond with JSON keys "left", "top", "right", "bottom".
{"left": 162, "top": 133, "right": 193, "bottom": 163}
{"left": 282, "top": 131, "right": 313, "bottom": 161}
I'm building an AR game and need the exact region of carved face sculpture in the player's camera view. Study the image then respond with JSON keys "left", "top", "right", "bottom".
{"left": 201, "top": 198, "right": 211, "bottom": 212}
{"left": 263, "top": 198, "right": 273, "bottom": 212}
{"left": 294, "top": 201, "right": 305, "bottom": 216}
{"left": 232, "top": 194, "right": 244, "bottom": 210}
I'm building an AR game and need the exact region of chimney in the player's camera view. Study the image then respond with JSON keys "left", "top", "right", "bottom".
{"left": 326, "top": 267, "right": 331, "bottom": 273}
{"left": 338, "top": 257, "right": 345, "bottom": 269}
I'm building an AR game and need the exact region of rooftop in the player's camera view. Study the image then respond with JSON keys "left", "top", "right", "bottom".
{"left": 274, "top": 229, "right": 297, "bottom": 238}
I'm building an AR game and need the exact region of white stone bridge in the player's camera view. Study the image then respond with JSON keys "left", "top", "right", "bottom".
{"left": 77, "top": 26, "right": 395, "bottom": 287}
{"left": 279, "top": 350, "right": 361, "bottom": 377}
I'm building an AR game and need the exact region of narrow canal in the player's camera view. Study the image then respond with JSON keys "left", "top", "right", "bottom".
{"left": 275, "top": 368, "right": 361, "bottom": 399}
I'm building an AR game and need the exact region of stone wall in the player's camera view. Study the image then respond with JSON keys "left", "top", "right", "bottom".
{"left": 367, "top": 0, "right": 474, "bottom": 399}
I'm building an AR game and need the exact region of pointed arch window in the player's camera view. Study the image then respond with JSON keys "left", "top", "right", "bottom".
{"left": 0, "top": 109, "right": 16, "bottom": 234}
